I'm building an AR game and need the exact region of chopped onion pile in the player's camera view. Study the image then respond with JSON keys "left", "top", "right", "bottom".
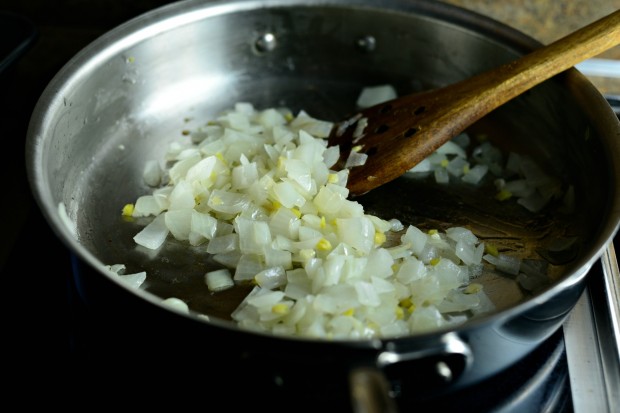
{"left": 123, "top": 102, "right": 496, "bottom": 339}
{"left": 406, "top": 135, "right": 569, "bottom": 213}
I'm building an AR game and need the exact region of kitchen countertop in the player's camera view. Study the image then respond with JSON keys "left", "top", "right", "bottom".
{"left": 443, "top": 0, "right": 620, "bottom": 94}
{"left": 445, "top": 0, "right": 619, "bottom": 54}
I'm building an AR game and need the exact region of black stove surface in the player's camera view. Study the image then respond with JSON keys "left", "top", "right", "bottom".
{"left": 0, "top": 0, "right": 177, "bottom": 373}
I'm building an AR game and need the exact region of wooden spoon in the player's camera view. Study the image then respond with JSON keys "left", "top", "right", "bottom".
{"left": 329, "top": 9, "right": 620, "bottom": 197}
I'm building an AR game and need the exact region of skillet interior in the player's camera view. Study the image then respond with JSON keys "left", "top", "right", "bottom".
{"left": 29, "top": 0, "right": 618, "bottom": 331}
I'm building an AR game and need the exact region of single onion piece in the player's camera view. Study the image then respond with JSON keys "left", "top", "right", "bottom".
{"left": 322, "top": 145, "right": 340, "bottom": 169}
{"left": 165, "top": 209, "right": 193, "bottom": 240}
{"left": 119, "top": 272, "right": 147, "bottom": 289}
{"left": 446, "top": 157, "right": 469, "bottom": 177}
{"left": 162, "top": 297, "right": 189, "bottom": 313}
{"left": 461, "top": 164, "right": 488, "bottom": 185}
{"left": 104, "top": 264, "right": 147, "bottom": 289}
{"left": 142, "top": 160, "right": 162, "bottom": 187}
{"left": 483, "top": 253, "right": 521, "bottom": 275}
{"left": 206, "top": 233, "right": 239, "bottom": 254}
{"left": 352, "top": 117, "right": 368, "bottom": 142}
{"left": 133, "top": 195, "right": 165, "bottom": 217}
{"left": 255, "top": 266, "right": 286, "bottom": 289}
{"left": 205, "top": 268, "right": 235, "bottom": 292}
{"left": 134, "top": 214, "right": 169, "bottom": 250}
{"left": 344, "top": 151, "right": 368, "bottom": 168}
{"left": 434, "top": 167, "right": 449, "bottom": 184}
{"left": 408, "top": 157, "right": 433, "bottom": 173}
{"left": 356, "top": 84, "right": 398, "bottom": 108}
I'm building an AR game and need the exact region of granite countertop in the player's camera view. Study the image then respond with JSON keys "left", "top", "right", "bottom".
{"left": 443, "top": 0, "right": 620, "bottom": 95}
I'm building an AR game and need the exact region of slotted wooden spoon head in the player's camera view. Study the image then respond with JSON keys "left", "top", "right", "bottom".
{"left": 328, "top": 86, "right": 478, "bottom": 196}
{"left": 329, "top": 9, "right": 620, "bottom": 197}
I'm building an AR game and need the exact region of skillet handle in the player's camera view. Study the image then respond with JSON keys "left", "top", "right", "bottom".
{"left": 349, "top": 367, "right": 400, "bottom": 413}
{"left": 349, "top": 332, "right": 473, "bottom": 412}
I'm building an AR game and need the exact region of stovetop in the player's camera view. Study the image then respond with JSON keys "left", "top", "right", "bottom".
{"left": 1, "top": 3, "right": 619, "bottom": 410}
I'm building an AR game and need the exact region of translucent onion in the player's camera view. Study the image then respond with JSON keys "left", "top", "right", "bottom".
{"left": 205, "top": 268, "right": 234, "bottom": 292}
{"left": 133, "top": 214, "right": 169, "bottom": 250}
{"left": 142, "top": 160, "right": 162, "bottom": 187}
{"left": 104, "top": 264, "right": 147, "bottom": 289}
{"left": 355, "top": 84, "right": 398, "bottom": 108}
{"left": 162, "top": 297, "right": 190, "bottom": 313}
{"left": 121, "top": 100, "right": 502, "bottom": 339}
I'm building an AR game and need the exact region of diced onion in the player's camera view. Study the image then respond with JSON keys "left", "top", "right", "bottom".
{"left": 119, "top": 99, "right": 509, "bottom": 340}
{"left": 104, "top": 264, "right": 147, "bottom": 289}
{"left": 400, "top": 101, "right": 567, "bottom": 214}
{"left": 356, "top": 84, "right": 398, "bottom": 108}
{"left": 162, "top": 297, "right": 190, "bottom": 313}
{"left": 205, "top": 269, "right": 234, "bottom": 292}
{"left": 142, "top": 160, "right": 162, "bottom": 187}
{"left": 133, "top": 214, "right": 169, "bottom": 250}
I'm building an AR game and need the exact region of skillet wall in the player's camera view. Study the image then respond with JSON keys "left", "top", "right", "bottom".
{"left": 34, "top": 0, "right": 612, "bottom": 302}
{"left": 24, "top": 0, "right": 620, "bottom": 405}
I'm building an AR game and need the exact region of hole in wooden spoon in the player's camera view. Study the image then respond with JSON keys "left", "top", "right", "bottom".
{"left": 375, "top": 124, "right": 389, "bottom": 134}
{"left": 379, "top": 104, "right": 392, "bottom": 114}
{"left": 404, "top": 127, "right": 418, "bottom": 138}
{"left": 414, "top": 106, "right": 426, "bottom": 115}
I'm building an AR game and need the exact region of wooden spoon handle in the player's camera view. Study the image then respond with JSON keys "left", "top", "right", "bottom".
{"left": 340, "top": 9, "right": 620, "bottom": 196}
{"left": 447, "top": 10, "right": 620, "bottom": 124}
{"left": 523, "top": 10, "right": 620, "bottom": 67}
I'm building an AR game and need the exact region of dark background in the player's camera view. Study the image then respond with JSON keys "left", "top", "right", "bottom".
{"left": 0, "top": 0, "right": 179, "bottom": 365}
